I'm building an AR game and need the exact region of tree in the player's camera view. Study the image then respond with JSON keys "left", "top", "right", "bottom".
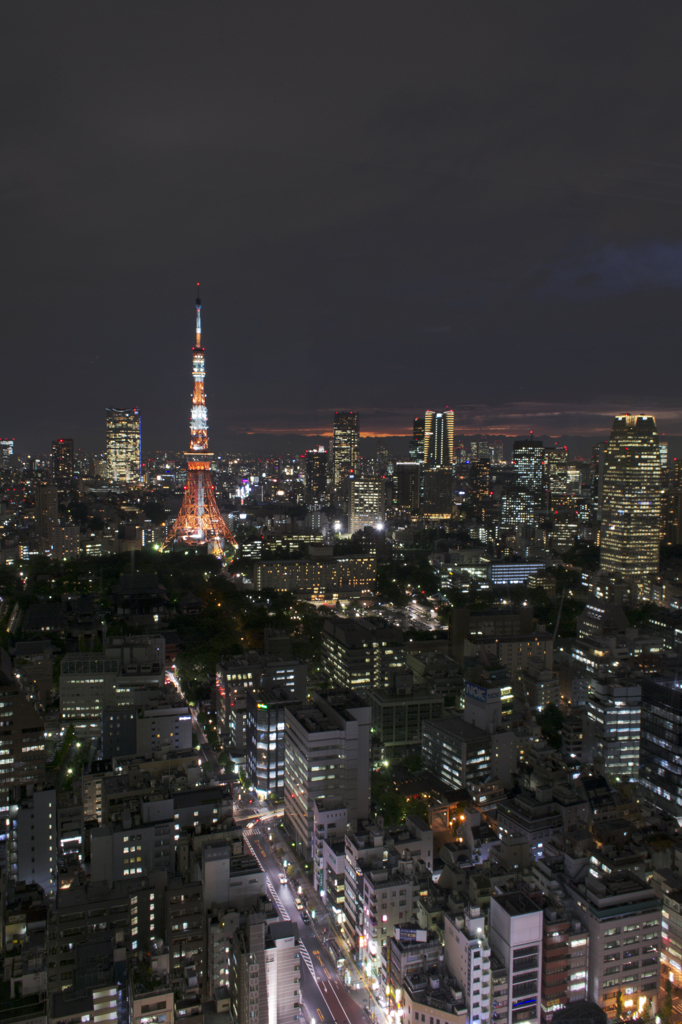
{"left": 537, "top": 704, "right": 563, "bottom": 750}
{"left": 615, "top": 990, "right": 623, "bottom": 1023}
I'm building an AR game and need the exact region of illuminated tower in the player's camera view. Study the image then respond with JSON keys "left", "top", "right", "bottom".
{"left": 332, "top": 411, "right": 359, "bottom": 486}
{"left": 106, "top": 408, "right": 141, "bottom": 483}
{"left": 164, "top": 286, "right": 236, "bottom": 559}
{"left": 600, "top": 414, "right": 661, "bottom": 587}
{"left": 423, "top": 409, "right": 454, "bottom": 466}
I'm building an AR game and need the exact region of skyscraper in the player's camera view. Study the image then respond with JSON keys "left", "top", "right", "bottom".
{"left": 163, "top": 287, "right": 236, "bottom": 558}
{"left": 394, "top": 462, "right": 420, "bottom": 514}
{"left": 51, "top": 438, "right": 74, "bottom": 483}
{"left": 409, "top": 417, "right": 425, "bottom": 461}
{"left": 546, "top": 446, "right": 568, "bottom": 503}
{"left": 106, "top": 408, "right": 141, "bottom": 483}
{"left": 600, "top": 415, "right": 662, "bottom": 585}
{"left": 304, "top": 446, "right": 327, "bottom": 497}
{"left": 0, "top": 439, "right": 14, "bottom": 468}
{"left": 349, "top": 478, "right": 385, "bottom": 534}
{"left": 35, "top": 483, "right": 58, "bottom": 546}
{"left": 332, "top": 411, "right": 359, "bottom": 485}
{"left": 423, "top": 409, "right": 455, "bottom": 466}
{"left": 513, "top": 437, "right": 546, "bottom": 496}
{"left": 639, "top": 675, "right": 682, "bottom": 817}
{"left": 585, "top": 679, "right": 641, "bottom": 783}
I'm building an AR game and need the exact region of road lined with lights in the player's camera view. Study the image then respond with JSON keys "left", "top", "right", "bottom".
{"left": 244, "top": 827, "right": 366, "bottom": 1024}
{"left": 166, "top": 668, "right": 222, "bottom": 775}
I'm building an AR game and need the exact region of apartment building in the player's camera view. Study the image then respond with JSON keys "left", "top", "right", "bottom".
{"left": 444, "top": 905, "right": 492, "bottom": 1024}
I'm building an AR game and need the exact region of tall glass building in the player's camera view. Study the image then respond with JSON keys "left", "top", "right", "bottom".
{"left": 585, "top": 679, "right": 641, "bottom": 783}
{"left": 332, "top": 410, "right": 359, "bottom": 486}
{"left": 600, "top": 415, "right": 661, "bottom": 586}
{"left": 106, "top": 407, "right": 141, "bottom": 483}
{"left": 423, "top": 409, "right": 455, "bottom": 466}
{"left": 639, "top": 675, "right": 682, "bottom": 819}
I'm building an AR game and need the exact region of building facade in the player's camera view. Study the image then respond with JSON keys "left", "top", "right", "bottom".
{"left": 585, "top": 680, "right": 641, "bottom": 784}
{"left": 106, "top": 407, "right": 141, "bottom": 483}
{"left": 332, "top": 411, "right": 359, "bottom": 486}
{"left": 600, "top": 415, "right": 661, "bottom": 588}
{"left": 284, "top": 689, "right": 371, "bottom": 855}
{"left": 349, "top": 478, "right": 385, "bottom": 534}
{"left": 488, "top": 891, "right": 544, "bottom": 1024}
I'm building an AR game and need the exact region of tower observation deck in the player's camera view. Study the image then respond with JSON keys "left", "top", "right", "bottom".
{"left": 163, "top": 286, "right": 236, "bottom": 559}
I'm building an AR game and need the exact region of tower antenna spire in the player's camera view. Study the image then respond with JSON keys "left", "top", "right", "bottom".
{"left": 163, "top": 285, "right": 237, "bottom": 559}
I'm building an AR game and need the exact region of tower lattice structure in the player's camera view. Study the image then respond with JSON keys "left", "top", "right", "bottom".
{"left": 164, "top": 286, "right": 236, "bottom": 559}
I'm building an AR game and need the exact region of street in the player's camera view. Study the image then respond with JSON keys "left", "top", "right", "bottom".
{"left": 167, "top": 668, "right": 378, "bottom": 1024}
{"left": 244, "top": 824, "right": 373, "bottom": 1024}
{"left": 166, "top": 669, "right": 221, "bottom": 775}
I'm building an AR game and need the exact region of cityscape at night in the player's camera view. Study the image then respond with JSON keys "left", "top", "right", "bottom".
{"left": 3, "top": 7, "right": 682, "bottom": 1024}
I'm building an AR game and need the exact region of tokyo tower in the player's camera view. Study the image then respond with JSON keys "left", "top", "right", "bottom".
{"left": 163, "top": 286, "right": 236, "bottom": 559}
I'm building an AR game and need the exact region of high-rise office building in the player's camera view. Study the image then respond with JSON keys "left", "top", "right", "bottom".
{"left": 547, "top": 446, "right": 568, "bottom": 501}
{"left": 639, "top": 675, "right": 682, "bottom": 817}
{"left": 585, "top": 679, "right": 641, "bottom": 783}
{"left": 284, "top": 689, "right": 371, "bottom": 855}
{"left": 600, "top": 415, "right": 661, "bottom": 585}
{"left": 51, "top": 438, "right": 74, "bottom": 482}
{"left": 566, "top": 871, "right": 660, "bottom": 1017}
{"left": 468, "top": 458, "right": 491, "bottom": 511}
{"left": 0, "top": 670, "right": 47, "bottom": 829}
{"left": 10, "top": 788, "right": 57, "bottom": 896}
{"left": 106, "top": 407, "right": 141, "bottom": 483}
{"left": 394, "top": 462, "right": 420, "bottom": 514}
{"left": 332, "top": 411, "right": 359, "bottom": 485}
{"left": 322, "top": 615, "right": 405, "bottom": 689}
{"left": 421, "top": 466, "right": 453, "bottom": 519}
{"left": 513, "top": 438, "right": 546, "bottom": 496}
{"left": 35, "top": 483, "right": 58, "bottom": 545}
{"left": 348, "top": 477, "right": 385, "bottom": 534}
{"left": 304, "top": 446, "right": 327, "bottom": 497}
{"left": 0, "top": 438, "right": 14, "bottom": 467}
{"left": 409, "top": 417, "right": 425, "bottom": 461}
{"left": 423, "top": 409, "right": 455, "bottom": 466}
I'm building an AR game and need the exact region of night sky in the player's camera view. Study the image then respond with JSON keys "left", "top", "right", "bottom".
{"left": 3, "top": 4, "right": 682, "bottom": 455}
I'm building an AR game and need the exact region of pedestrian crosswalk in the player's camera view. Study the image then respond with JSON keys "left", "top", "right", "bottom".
{"left": 299, "top": 942, "right": 315, "bottom": 975}
{"left": 266, "top": 878, "right": 291, "bottom": 921}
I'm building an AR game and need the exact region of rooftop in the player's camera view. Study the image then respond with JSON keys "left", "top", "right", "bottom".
{"left": 492, "top": 890, "right": 542, "bottom": 917}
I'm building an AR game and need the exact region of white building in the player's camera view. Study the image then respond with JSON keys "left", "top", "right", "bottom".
{"left": 444, "top": 905, "right": 492, "bottom": 1024}
{"left": 265, "top": 921, "right": 301, "bottom": 1024}
{"left": 284, "top": 689, "right": 371, "bottom": 856}
{"left": 488, "top": 891, "right": 544, "bottom": 1024}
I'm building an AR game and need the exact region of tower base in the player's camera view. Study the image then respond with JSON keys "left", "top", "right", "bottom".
{"left": 163, "top": 463, "right": 236, "bottom": 560}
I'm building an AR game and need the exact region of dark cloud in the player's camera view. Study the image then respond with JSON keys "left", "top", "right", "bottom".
{"left": 2, "top": 3, "right": 682, "bottom": 452}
